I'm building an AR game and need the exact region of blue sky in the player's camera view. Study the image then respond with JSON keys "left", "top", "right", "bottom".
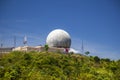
{"left": 0, "top": 0, "right": 120, "bottom": 60}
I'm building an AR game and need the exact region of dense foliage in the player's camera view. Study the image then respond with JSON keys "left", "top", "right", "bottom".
{"left": 0, "top": 51, "right": 120, "bottom": 80}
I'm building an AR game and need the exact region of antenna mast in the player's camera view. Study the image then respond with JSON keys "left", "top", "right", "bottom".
{"left": 0, "top": 43, "right": 3, "bottom": 48}
{"left": 14, "top": 36, "right": 16, "bottom": 48}
{"left": 0, "top": 39, "right": 3, "bottom": 48}
{"left": 23, "top": 35, "right": 27, "bottom": 46}
{"left": 81, "top": 40, "right": 84, "bottom": 54}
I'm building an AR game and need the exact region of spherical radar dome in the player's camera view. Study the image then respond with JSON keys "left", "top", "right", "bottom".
{"left": 46, "top": 29, "right": 71, "bottom": 48}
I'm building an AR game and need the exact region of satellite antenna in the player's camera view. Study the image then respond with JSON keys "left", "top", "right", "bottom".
{"left": 23, "top": 35, "right": 27, "bottom": 46}
{"left": 81, "top": 40, "right": 84, "bottom": 54}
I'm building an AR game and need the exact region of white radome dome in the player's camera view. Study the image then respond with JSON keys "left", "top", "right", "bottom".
{"left": 46, "top": 29, "right": 71, "bottom": 48}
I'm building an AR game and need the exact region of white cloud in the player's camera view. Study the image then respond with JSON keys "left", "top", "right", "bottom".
{"left": 69, "top": 48, "right": 80, "bottom": 53}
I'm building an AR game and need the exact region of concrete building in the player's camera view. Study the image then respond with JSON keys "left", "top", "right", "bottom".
{"left": 13, "top": 29, "right": 71, "bottom": 53}
{"left": 13, "top": 46, "right": 65, "bottom": 53}
{"left": 0, "top": 47, "right": 14, "bottom": 53}
{"left": 0, "top": 29, "right": 72, "bottom": 53}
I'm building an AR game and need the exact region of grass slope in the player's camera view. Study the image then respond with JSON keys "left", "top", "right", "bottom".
{"left": 0, "top": 51, "right": 120, "bottom": 80}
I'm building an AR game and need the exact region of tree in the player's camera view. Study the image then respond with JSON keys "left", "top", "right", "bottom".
{"left": 44, "top": 44, "right": 49, "bottom": 52}
{"left": 94, "top": 56, "right": 100, "bottom": 63}
{"left": 85, "top": 51, "right": 90, "bottom": 55}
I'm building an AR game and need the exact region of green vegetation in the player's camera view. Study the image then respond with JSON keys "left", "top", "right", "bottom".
{"left": 44, "top": 44, "right": 49, "bottom": 52}
{"left": 84, "top": 51, "right": 90, "bottom": 55}
{"left": 0, "top": 51, "right": 120, "bottom": 80}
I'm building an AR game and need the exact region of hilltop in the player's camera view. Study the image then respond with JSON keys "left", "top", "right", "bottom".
{"left": 0, "top": 51, "right": 120, "bottom": 80}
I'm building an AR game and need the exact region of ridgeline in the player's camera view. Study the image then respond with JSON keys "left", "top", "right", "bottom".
{"left": 0, "top": 51, "right": 120, "bottom": 80}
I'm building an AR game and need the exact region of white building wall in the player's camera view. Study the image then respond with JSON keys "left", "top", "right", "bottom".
{"left": 13, "top": 46, "right": 66, "bottom": 53}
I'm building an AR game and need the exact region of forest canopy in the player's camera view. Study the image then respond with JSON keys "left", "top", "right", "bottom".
{"left": 0, "top": 51, "right": 120, "bottom": 80}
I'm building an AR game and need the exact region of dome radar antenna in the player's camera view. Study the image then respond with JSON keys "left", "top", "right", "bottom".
{"left": 46, "top": 29, "right": 71, "bottom": 48}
